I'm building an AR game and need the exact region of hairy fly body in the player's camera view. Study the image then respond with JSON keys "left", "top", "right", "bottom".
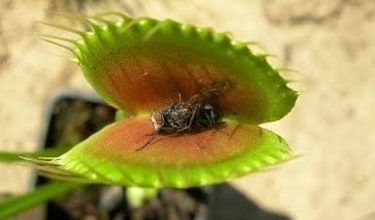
{"left": 136, "top": 81, "right": 232, "bottom": 151}
{"left": 153, "top": 101, "right": 218, "bottom": 133}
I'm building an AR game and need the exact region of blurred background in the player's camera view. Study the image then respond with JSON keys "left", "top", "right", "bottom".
{"left": 0, "top": 0, "right": 374, "bottom": 220}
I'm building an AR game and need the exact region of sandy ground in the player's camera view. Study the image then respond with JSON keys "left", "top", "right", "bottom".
{"left": 0, "top": 0, "right": 374, "bottom": 220}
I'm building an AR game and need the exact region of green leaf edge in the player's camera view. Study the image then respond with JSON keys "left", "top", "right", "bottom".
{"left": 60, "top": 126, "right": 294, "bottom": 188}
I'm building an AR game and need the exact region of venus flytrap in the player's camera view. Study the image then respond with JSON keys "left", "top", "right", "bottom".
{"left": 23, "top": 12, "right": 298, "bottom": 188}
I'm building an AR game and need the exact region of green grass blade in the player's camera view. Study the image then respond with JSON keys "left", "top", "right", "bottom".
{"left": 0, "top": 181, "right": 81, "bottom": 219}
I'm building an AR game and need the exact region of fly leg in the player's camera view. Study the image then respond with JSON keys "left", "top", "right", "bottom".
{"left": 136, "top": 132, "right": 158, "bottom": 151}
{"left": 176, "top": 104, "right": 199, "bottom": 133}
{"left": 202, "top": 108, "right": 215, "bottom": 127}
{"left": 198, "top": 104, "right": 217, "bottom": 127}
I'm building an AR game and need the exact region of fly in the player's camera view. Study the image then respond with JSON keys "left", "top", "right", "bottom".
{"left": 136, "top": 81, "right": 232, "bottom": 151}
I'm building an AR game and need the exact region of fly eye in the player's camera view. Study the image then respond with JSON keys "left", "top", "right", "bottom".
{"left": 155, "top": 112, "right": 164, "bottom": 124}
{"left": 151, "top": 111, "right": 164, "bottom": 130}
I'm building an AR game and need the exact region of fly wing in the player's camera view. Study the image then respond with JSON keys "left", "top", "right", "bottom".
{"left": 187, "top": 81, "right": 233, "bottom": 104}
